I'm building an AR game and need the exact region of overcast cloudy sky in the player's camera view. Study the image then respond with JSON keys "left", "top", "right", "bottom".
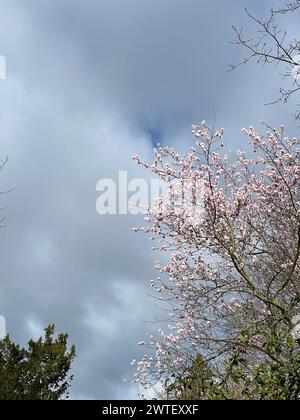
{"left": 0, "top": 0, "right": 298, "bottom": 399}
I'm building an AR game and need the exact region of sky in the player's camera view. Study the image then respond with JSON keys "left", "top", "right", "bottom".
{"left": 0, "top": 0, "right": 299, "bottom": 399}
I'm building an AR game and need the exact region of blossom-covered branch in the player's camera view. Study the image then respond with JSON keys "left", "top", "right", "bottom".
{"left": 132, "top": 122, "right": 300, "bottom": 399}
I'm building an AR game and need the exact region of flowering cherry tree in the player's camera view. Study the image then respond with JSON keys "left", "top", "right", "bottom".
{"left": 132, "top": 122, "right": 300, "bottom": 399}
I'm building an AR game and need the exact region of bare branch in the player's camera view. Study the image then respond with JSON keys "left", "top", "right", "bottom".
{"left": 231, "top": 4, "right": 300, "bottom": 120}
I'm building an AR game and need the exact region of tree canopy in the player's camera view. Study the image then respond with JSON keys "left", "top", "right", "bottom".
{"left": 0, "top": 325, "right": 76, "bottom": 400}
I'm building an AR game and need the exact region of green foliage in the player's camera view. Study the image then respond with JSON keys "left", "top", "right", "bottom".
{"left": 246, "top": 359, "right": 300, "bottom": 400}
{"left": 238, "top": 332, "right": 300, "bottom": 400}
{"left": 168, "top": 334, "right": 300, "bottom": 400}
{"left": 0, "top": 325, "right": 76, "bottom": 400}
{"left": 166, "top": 355, "right": 223, "bottom": 400}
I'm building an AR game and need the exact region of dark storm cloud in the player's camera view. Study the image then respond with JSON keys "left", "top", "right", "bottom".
{"left": 0, "top": 0, "right": 298, "bottom": 398}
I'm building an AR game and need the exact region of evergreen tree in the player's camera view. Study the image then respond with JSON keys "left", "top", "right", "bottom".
{"left": 0, "top": 325, "right": 76, "bottom": 400}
